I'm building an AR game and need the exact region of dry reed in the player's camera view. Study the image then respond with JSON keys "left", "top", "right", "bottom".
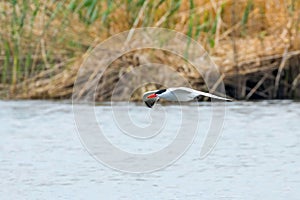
{"left": 0, "top": 0, "right": 299, "bottom": 100}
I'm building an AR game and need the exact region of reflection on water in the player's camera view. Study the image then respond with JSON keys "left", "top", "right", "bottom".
{"left": 0, "top": 100, "right": 299, "bottom": 199}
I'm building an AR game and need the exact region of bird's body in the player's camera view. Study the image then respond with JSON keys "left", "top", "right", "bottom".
{"left": 143, "top": 87, "right": 231, "bottom": 108}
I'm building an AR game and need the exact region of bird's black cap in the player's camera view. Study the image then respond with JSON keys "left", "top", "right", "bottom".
{"left": 155, "top": 89, "right": 166, "bottom": 94}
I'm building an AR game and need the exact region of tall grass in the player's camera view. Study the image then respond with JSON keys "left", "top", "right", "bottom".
{"left": 241, "top": 0, "right": 254, "bottom": 36}
{"left": 0, "top": 0, "right": 299, "bottom": 98}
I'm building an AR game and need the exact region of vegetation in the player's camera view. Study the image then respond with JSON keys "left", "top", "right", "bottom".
{"left": 0, "top": 0, "right": 299, "bottom": 100}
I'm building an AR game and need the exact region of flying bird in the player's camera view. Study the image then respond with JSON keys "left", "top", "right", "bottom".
{"left": 142, "top": 87, "right": 231, "bottom": 108}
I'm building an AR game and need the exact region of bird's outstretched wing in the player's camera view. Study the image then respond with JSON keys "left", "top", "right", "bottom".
{"left": 169, "top": 87, "right": 231, "bottom": 101}
{"left": 142, "top": 90, "right": 159, "bottom": 108}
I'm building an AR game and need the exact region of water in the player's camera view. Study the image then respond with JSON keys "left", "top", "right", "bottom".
{"left": 0, "top": 100, "right": 299, "bottom": 199}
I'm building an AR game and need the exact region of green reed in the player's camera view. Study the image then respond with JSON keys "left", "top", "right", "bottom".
{"left": 241, "top": 0, "right": 254, "bottom": 36}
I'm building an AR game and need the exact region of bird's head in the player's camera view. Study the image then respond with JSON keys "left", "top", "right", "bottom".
{"left": 147, "top": 89, "right": 166, "bottom": 99}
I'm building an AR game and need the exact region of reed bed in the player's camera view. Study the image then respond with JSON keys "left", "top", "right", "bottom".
{"left": 0, "top": 0, "right": 299, "bottom": 100}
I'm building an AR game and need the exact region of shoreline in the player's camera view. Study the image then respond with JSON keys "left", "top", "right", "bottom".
{"left": 1, "top": 1, "right": 299, "bottom": 101}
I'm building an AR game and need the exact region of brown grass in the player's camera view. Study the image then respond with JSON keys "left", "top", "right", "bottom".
{"left": 0, "top": 0, "right": 299, "bottom": 100}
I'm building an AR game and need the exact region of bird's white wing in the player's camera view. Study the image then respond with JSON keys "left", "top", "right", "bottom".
{"left": 194, "top": 90, "right": 231, "bottom": 101}
{"left": 166, "top": 87, "right": 196, "bottom": 101}
{"left": 170, "top": 87, "right": 231, "bottom": 101}
{"left": 142, "top": 90, "right": 159, "bottom": 108}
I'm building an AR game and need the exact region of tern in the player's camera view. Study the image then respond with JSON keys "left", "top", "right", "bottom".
{"left": 143, "top": 87, "right": 231, "bottom": 108}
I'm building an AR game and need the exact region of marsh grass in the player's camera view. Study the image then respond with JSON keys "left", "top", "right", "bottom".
{"left": 0, "top": 0, "right": 299, "bottom": 99}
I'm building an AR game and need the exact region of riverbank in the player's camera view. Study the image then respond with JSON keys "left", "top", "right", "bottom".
{"left": 0, "top": 1, "right": 299, "bottom": 100}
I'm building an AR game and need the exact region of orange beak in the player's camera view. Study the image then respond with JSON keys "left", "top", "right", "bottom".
{"left": 147, "top": 94, "right": 157, "bottom": 98}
